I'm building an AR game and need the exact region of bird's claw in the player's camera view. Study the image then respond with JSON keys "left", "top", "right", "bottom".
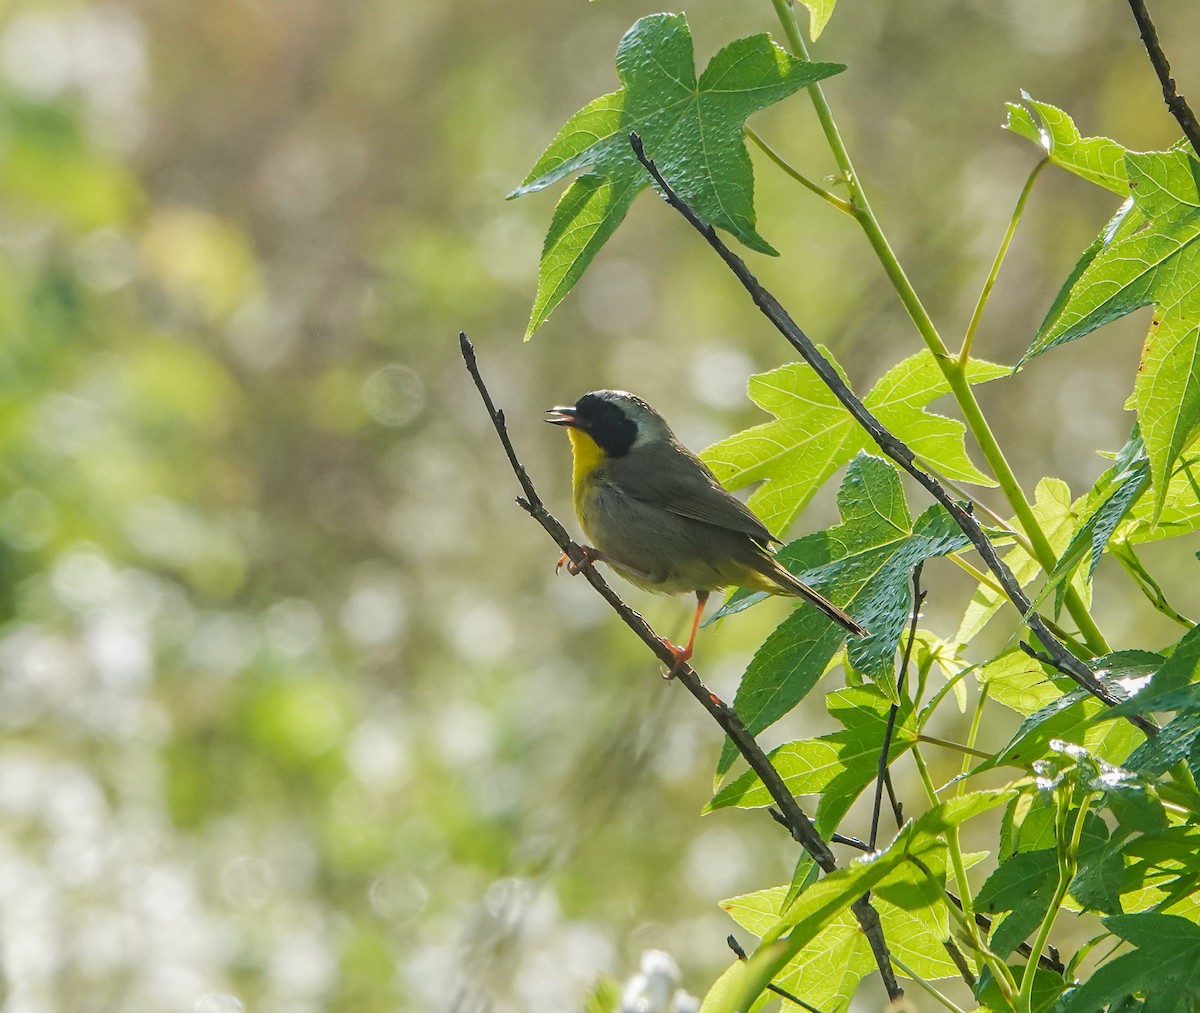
{"left": 556, "top": 545, "right": 598, "bottom": 576}
{"left": 658, "top": 637, "right": 692, "bottom": 680}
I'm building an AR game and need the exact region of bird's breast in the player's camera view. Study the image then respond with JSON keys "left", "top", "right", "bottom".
{"left": 568, "top": 428, "right": 606, "bottom": 516}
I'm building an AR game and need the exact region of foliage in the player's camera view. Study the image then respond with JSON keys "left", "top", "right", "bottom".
{"left": 512, "top": 5, "right": 1200, "bottom": 1013}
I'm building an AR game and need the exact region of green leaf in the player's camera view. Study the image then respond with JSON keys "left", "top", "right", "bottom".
{"left": 1039, "top": 431, "right": 1150, "bottom": 613}
{"left": 1024, "top": 148, "right": 1200, "bottom": 514}
{"left": 979, "top": 650, "right": 1062, "bottom": 717}
{"left": 956, "top": 478, "right": 1082, "bottom": 644}
{"left": 977, "top": 684, "right": 1141, "bottom": 774}
{"left": 782, "top": 455, "right": 974, "bottom": 686}
{"left": 721, "top": 887, "right": 874, "bottom": 1011}
{"left": 511, "top": 14, "right": 844, "bottom": 335}
{"left": 1107, "top": 624, "right": 1200, "bottom": 717}
{"left": 1126, "top": 711, "right": 1200, "bottom": 785}
{"left": 701, "top": 349, "right": 1006, "bottom": 538}
{"left": 698, "top": 962, "right": 773, "bottom": 1013}
{"left": 713, "top": 608, "right": 845, "bottom": 778}
{"left": 1004, "top": 94, "right": 1130, "bottom": 194}
{"left": 707, "top": 686, "right": 915, "bottom": 839}
{"left": 714, "top": 455, "right": 971, "bottom": 774}
{"left": 1059, "top": 913, "right": 1200, "bottom": 1012}
{"left": 714, "top": 792, "right": 1013, "bottom": 1013}
{"left": 1121, "top": 449, "right": 1200, "bottom": 542}
{"left": 798, "top": 0, "right": 838, "bottom": 41}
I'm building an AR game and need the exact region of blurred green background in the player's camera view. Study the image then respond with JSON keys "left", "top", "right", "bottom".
{"left": 1, "top": 0, "right": 1196, "bottom": 1010}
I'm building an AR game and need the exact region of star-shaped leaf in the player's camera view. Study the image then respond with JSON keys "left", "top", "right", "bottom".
{"left": 1060, "top": 913, "right": 1200, "bottom": 1012}
{"left": 706, "top": 686, "right": 915, "bottom": 838}
{"left": 712, "top": 454, "right": 972, "bottom": 776}
{"left": 1005, "top": 94, "right": 1130, "bottom": 195}
{"left": 701, "top": 348, "right": 1007, "bottom": 538}
{"left": 1023, "top": 146, "right": 1200, "bottom": 516}
{"left": 509, "top": 13, "right": 844, "bottom": 336}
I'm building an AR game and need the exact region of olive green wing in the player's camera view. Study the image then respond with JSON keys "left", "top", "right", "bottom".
{"left": 609, "top": 440, "right": 778, "bottom": 545}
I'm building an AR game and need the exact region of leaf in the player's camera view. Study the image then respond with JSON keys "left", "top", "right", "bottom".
{"left": 1126, "top": 712, "right": 1200, "bottom": 784}
{"left": 797, "top": 0, "right": 838, "bottom": 41}
{"left": 510, "top": 14, "right": 844, "bottom": 335}
{"left": 979, "top": 650, "right": 1062, "bottom": 717}
{"left": 1024, "top": 148, "right": 1200, "bottom": 515}
{"left": 977, "top": 848, "right": 1059, "bottom": 959}
{"left": 701, "top": 349, "right": 1007, "bottom": 538}
{"left": 721, "top": 887, "right": 874, "bottom": 1012}
{"left": 1039, "top": 431, "right": 1150, "bottom": 613}
{"left": 781, "top": 455, "right": 974, "bottom": 687}
{"left": 956, "top": 478, "right": 1082, "bottom": 644}
{"left": 714, "top": 455, "right": 971, "bottom": 775}
{"left": 1059, "top": 913, "right": 1200, "bottom": 1012}
{"left": 976, "top": 684, "right": 1141, "bottom": 774}
{"left": 1121, "top": 449, "right": 1200, "bottom": 542}
{"left": 713, "top": 608, "right": 845, "bottom": 778}
{"left": 1107, "top": 625, "right": 1200, "bottom": 717}
{"left": 698, "top": 963, "right": 773, "bottom": 1013}
{"left": 707, "top": 686, "right": 915, "bottom": 839}
{"left": 1004, "top": 94, "right": 1130, "bottom": 194}
{"left": 714, "top": 792, "right": 1013, "bottom": 1013}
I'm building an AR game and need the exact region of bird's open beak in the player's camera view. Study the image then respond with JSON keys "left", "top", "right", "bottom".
{"left": 544, "top": 405, "right": 580, "bottom": 427}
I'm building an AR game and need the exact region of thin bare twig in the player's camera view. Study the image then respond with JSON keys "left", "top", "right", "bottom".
{"left": 727, "top": 935, "right": 826, "bottom": 1013}
{"left": 1126, "top": 0, "right": 1200, "bottom": 158}
{"left": 627, "top": 131, "right": 1157, "bottom": 740}
{"left": 458, "top": 332, "right": 902, "bottom": 1001}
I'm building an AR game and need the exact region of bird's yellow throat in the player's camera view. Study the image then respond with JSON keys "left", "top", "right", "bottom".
{"left": 567, "top": 427, "right": 605, "bottom": 511}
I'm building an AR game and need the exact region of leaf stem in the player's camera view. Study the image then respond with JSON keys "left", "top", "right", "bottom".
{"left": 912, "top": 747, "right": 1018, "bottom": 998}
{"left": 960, "top": 682, "right": 990, "bottom": 783}
{"left": 1016, "top": 794, "right": 1093, "bottom": 1011}
{"left": 1111, "top": 538, "right": 1197, "bottom": 628}
{"left": 769, "top": 0, "right": 1111, "bottom": 656}
{"left": 890, "top": 955, "right": 969, "bottom": 1013}
{"left": 916, "top": 733, "right": 991, "bottom": 760}
{"left": 745, "top": 126, "right": 854, "bottom": 215}
{"left": 959, "top": 158, "right": 1049, "bottom": 365}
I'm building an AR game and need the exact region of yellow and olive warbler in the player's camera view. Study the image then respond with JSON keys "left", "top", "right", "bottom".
{"left": 546, "top": 389, "right": 867, "bottom": 670}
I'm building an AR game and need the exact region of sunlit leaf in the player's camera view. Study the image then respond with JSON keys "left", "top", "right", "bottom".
{"left": 1059, "top": 913, "right": 1200, "bottom": 1011}
{"left": 714, "top": 455, "right": 970, "bottom": 775}
{"left": 1024, "top": 148, "right": 1200, "bottom": 515}
{"left": 510, "top": 13, "right": 844, "bottom": 335}
{"left": 702, "top": 349, "right": 1006, "bottom": 538}
{"left": 1004, "top": 94, "right": 1130, "bottom": 194}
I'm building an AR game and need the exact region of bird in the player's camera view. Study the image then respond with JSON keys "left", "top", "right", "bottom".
{"left": 545, "top": 389, "right": 867, "bottom": 673}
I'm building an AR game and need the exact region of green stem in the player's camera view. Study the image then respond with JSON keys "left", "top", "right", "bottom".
{"left": 745, "top": 126, "right": 854, "bottom": 215}
{"left": 943, "top": 361, "right": 1111, "bottom": 656}
{"left": 959, "top": 158, "right": 1049, "bottom": 364}
{"left": 960, "top": 681, "right": 990, "bottom": 783}
{"left": 917, "top": 733, "right": 991, "bottom": 761}
{"left": 769, "top": 0, "right": 1110, "bottom": 657}
{"left": 1016, "top": 795, "right": 1093, "bottom": 1011}
{"left": 1111, "top": 538, "right": 1197, "bottom": 629}
{"left": 912, "top": 747, "right": 1018, "bottom": 999}
{"left": 891, "top": 955, "right": 969, "bottom": 1013}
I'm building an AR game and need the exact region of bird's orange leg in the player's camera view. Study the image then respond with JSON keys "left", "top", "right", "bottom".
{"left": 556, "top": 545, "right": 602, "bottom": 575}
{"left": 660, "top": 590, "right": 710, "bottom": 678}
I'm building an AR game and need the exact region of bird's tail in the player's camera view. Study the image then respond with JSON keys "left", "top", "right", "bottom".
{"left": 760, "top": 558, "right": 868, "bottom": 637}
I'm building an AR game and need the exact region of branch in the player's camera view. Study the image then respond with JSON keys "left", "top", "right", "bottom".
{"left": 1127, "top": 0, "right": 1200, "bottom": 159}
{"left": 458, "top": 331, "right": 903, "bottom": 1001}
{"left": 627, "top": 132, "right": 1157, "bottom": 740}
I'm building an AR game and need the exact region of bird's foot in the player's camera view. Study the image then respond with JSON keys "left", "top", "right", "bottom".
{"left": 658, "top": 637, "right": 692, "bottom": 680}
{"left": 556, "top": 544, "right": 600, "bottom": 576}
